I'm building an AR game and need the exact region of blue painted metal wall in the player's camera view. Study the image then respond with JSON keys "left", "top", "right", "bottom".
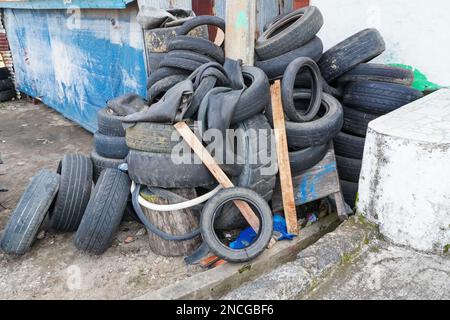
{"left": 0, "top": 0, "right": 135, "bottom": 9}
{"left": 3, "top": 4, "right": 147, "bottom": 132}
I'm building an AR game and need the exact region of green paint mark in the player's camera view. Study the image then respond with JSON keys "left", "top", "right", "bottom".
{"left": 389, "top": 63, "right": 445, "bottom": 92}
{"left": 235, "top": 10, "right": 248, "bottom": 29}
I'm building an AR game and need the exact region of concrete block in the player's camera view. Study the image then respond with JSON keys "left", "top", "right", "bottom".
{"left": 358, "top": 89, "right": 450, "bottom": 253}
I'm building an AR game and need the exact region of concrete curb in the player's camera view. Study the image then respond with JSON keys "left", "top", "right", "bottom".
{"left": 223, "top": 215, "right": 378, "bottom": 300}
{"left": 136, "top": 214, "right": 341, "bottom": 300}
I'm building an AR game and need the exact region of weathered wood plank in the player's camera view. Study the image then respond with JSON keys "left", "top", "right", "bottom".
{"left": 272, "top": 146, "right": 341, "bottom": 213}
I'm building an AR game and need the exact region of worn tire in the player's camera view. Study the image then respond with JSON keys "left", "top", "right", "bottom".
{"left": 0, "top": 170, "right": 60, "bottom": 255}
{"left": 90, "top": 150, "right": 126, "bottom": 182}
{"left": 334, "top": 132, "right": 365, "bottom": 159}
{"left": 342, "top": 106, "right": 379, "bottom": 137}
{"left": 166, "top": 50, "right": 215, "bottom": 64}
{"left": 0, "top": 67, "right": 10, "bottom": 79}
{"left": 201, "top": 188, "right": 273, "bottom": 263}
{"left": 125, "top": 122, "right": 189, "bottom": 153}
{"left": 49, "top": 154, "right": 93, "bottom": 232}
{"left": 0, "top": 78, "right": 14, "bottom": 91}
{"left": 147, "top": 52, "right": 165, "bottom": 74}
{"left": 158, "top": 57, "right": 203, "bottom": 72}
{"left": 0, "top": 89, "right": 15, "bottom": 102}
{"left": 266, "top": 92, "right": 344, "bottom": 149}
{"left": 74, "top": 169, "right": 130, "bottom": 255}
{"left": 127, "top": 150, "right": 216, "bottom": 188}
{"left": 318, "top": 28, "right": 386, "bottom": 82}
{"left": 147, "top": 74, "right": 188, "bottom": 103}
{"left": 97, "top": 108, "right": 126, "bottom": 137}
{"left": 255, "top": 6, "right": 323, "bottom": 60}
{"left": 176, "top": 15, "right": 225, "bottom": 36}
{"left": 340, "top": 180, "right": 358, "bottom": 207}
{"left": 215, "top": 115, "right": 277, "bottom": 230}
{"left": 186, "top": 76, "right": 217, "bottom": 119}
{"left": 290, "top": 143, "right": 329, "bottom": 176}
{"left": 147, "top": 67, "right": 190, "bottom": 89}
{"left": 168, "top": 36, "right": 225, "bottom": 64}
{"left": 231, "top": 66, "right": 271, "bottom": 124}
{"left": 282, "top": 57, "right": 323, "bottom": 122}
{"left": 336, "top": 63, "right": 414, "bottom": 86}
{"left": 94, "top": 132, "right": 129, "bottom": 159}
{"left": 255, "top": 36, "right": 323, "bottom": 80}
{"left": 343, "top": 81, "right": 423, "bottom": 115}
{"left": 336, "top": 155, "right": 362, "bottom": 183}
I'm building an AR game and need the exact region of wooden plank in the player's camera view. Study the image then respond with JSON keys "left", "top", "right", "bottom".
{"left": 270, "top": 81, "right": 298, "bottom": 235}
{"left": 272, "top": 146, "right": 341, "bottom": 212}
{"left": 174, "top": 122, "right": 260, "bottom": 232}
{"left": 136, "top": 214, "right": 340, "bottom": 300}
{"left": 224, "top": 0, "right": 257, "bottom": 65}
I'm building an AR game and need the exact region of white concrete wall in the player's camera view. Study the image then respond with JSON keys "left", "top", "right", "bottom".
{"left": 311, "top": 0, "right": 450, "bottom": 85}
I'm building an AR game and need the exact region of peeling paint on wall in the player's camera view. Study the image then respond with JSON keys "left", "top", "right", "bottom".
{"left": 4, "top": 5, "right": 147, "bottom": 132}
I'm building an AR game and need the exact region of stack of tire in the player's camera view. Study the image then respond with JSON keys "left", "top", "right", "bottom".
{"left": 316, "top": 29, "right": 424, "bottom": 206}
{"left": 255, "top": 6, "right": 324, "bottom": 81}
{"left": 256, "top": 6, "right": 343, "bottom": 180}
{"left": 147, "top": 16, "right": 226, "bottom": 104}
{"left": 91, "top": 107, "right": 129, "bottom": 182}
{"left": 0, "top": 67, "right": 15, "bottom": 102}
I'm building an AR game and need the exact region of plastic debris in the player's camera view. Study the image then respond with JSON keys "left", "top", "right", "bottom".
{"left": 230, "top": 215, "right": 296, "bottom": 249}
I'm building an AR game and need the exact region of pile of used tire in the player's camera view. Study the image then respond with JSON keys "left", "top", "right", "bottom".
{"left": 0, "top": 67, "right": 15, "bottom": 102}
{"left": 147, "top": 16, "right": 225, "bottom": 104}
{"left": 257, "top": 6, "right": 424, "bottom": 207}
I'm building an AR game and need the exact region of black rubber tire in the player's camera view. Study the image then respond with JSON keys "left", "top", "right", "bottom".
{"left": 201, "top": 187, "right": 273, "bottom": 263}
{"left": 342, "top": 106, "right": 379, "bottom": 137}
{"left": 147, "top": 67, "right": 190, "bottom": 89}
{"left": 94, "top": 132, "right": 129, "bottom": 160}
{"left": 0, "top": 67, "right": 10, "bottom": 79}
{"left": 176, "top": 15, "right": 226, "bottom": 36}
{"left": 266, "top": 92, "right": 344, "bottom": 149}
{"left": 290, "top": 143, "right": 329, "bottom": 176}
{"left": 147, "top": 52, "right": 165, "bottom": 74}
{"left": 334, "top": 132, "right": 366, "bottom": 160}
{"left": 127, "top": 150, "right": 216, "bottom": 188}
{"left": 97, "top": 108, "right": 126, "bottom": 137}
{"left": 49, "top": 154, "right": 93, "bottom": 232}
{"left": 0, "top": 78, "right": 14, "bottom": 91}
{"left": 231, "top": 66, "right": 271, "bottom": 124}
{"left": 90, "top": 150, "right": 126, "bottom": 183}
{"left": 281, "top": 57, "right": 323, "bottom": 122}
{"left": 0, "top": 170, "right": 60, "bottom": 255}
{"left": 336, "top": 155, "right": 362, "bottom": 183}
{"left": 186, "top": 76, "right": 217, "bottom": 119}
{"left": 255, "top": 36, "right": 323, "bottom": 80}
{"left": 0, "top": 89, "right": 15, "bottom": 102}
{"left": 318, "top": 28, "right": 386, "bottom": 82}
{"left": 125, "top": 122, "right": 188, "bottom": 153}
{"left": 158, "top": 57, "right": 203, "bottom": 72}
{"left": 74, "top": 169, "right": 130, "bottom": 255}
{"left": 147, "top": 74, "right": 188, "bottom": 103}
{"left": 255, "top": 6, "right": 323, "bottom": 60}
{"left": 215, "top": 115, "right": 277, "bottom": 230}
{"left": 166, "top": 50, "right": 216, "bottom": 64}
{"left": 336, "top": 63, "right": 414, "bottom": 86}
{"left": 168, "top": 36, "right": 225, "bottom": 64}
{"left": 340, "top": 180, "right": 358, "bottom": 207}
{"left": 343, "top": 81, "right": 423, "bottom": 115}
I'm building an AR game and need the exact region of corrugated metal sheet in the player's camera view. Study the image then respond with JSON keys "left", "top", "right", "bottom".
{"left": 0, "top": 0, "right": 135, "bottom": 9}
{"left": 4, "top": 5, "right": 147, "bottom": 132}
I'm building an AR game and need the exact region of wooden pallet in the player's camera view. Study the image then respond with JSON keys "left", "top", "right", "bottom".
{"left": 271, "top": 144, "right": 348, "bottom": 221}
